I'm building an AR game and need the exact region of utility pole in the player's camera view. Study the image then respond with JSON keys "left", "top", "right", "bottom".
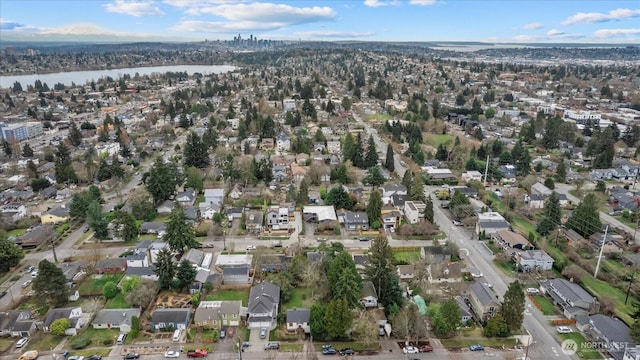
{"left": 223, "top": 229, "right": 227, "bottom": 251}
{"left": 50, "top": 237, "right": 58, "bottom": 263}
{"left": 625, "top": 272, "right": 635, "bottom": 305}
{"left": 483, "top": 154, "right": 490, "bottom": 187}
{"left": 593, "top": 225, "right": 608, "bottom": 279}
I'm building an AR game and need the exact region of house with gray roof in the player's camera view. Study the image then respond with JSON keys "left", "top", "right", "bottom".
{"left": 43, "top": 307, "right": 83, "bottom": 335}
{"left": 247, "top": 281, "right": 280, "bottom": 329}
{"left": 338, "top": 211, "right": 369, "bottom": 231}
{"left": 183, "top": 248, "right": 205, "bottom": 267}
{"left": 286, "top": 308, "right": 310, "bottom": 334}
{"left": 517, "top": 250, "right": 554, "bottom": 271}
{"left": 468, "top": 282, "right": 500, "bottom": 322}
{"left": 454, "top": 296, "right": 473, "bottom": 324}
{"left": 91, "top": 308, "right": 141, "bottom": 333}
{"left": 222, "top": 266, "right": 251, "bottom": 285}
{"left": 0, "top": 310, "right": 38, "bottom": 338}
{"left": 360, "top": 281, "right": 378, "bottom": 308}
{"left": 576, "top": 314, "right": 633, "bottom": 360}
{"left": 194, "top": 301, "right": 242, "bottom": 330}
{"left": 541, "top": 279, "right": 599, "bottom": 319}
{"left": 151, "top": 308, "right": 191, "bottom": 330}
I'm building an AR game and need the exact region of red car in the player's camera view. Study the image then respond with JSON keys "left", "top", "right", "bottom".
{"left": 418, "top": 344, "right": 433, "bottom": 352}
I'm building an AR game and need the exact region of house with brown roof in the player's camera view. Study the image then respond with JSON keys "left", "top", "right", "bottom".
{"left": 468, "top": 282, "right": 500, "bottom": 322}
{"left": 492, "top": 230, "right": 531, "bottom": 252}
{"left": 428, "top": 262, "right": 462, "bottom": 284}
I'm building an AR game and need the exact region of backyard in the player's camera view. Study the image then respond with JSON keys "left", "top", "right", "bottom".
{"left": 206, "top": 290, "right": 249, "bottom": 307}
{"left": 71, "top": 327, "right": 121, "bottom": 349}
{"left": 78, "top": 273, "right": 125, "bottom": 296}
{"left": 392, "top": 247, "right": 422, "bottom": 264}
{"left": 284, "top": 288, "right": 313, "bottom": 309}
{"left": 24, "top": 333, "right": 64, "bottom": 352}
{"left": 531, "top": 295, "right": 555, "bottom": 315}
{"left": 423, "top": 134, "right": 454, "bottom": 148}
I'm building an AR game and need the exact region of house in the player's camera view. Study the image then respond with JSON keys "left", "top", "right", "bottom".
{"left": 125, "top": 266, "right": 158, "bottom": 281}
{"left": 428, "top": 262, "right": 462, "bottom": 284}
{"left": 215, "top": 254, "right": 253, "bottom": 269}
{"left": 461, "top": 171, "right": 483, "bottom": 183}
{"left": 15, "top": 225, "right": 53, "bottom": 248}
{"left": 286, "top": 308, "right": 310, "bottom": 334}
{"left": 40, "top": 186, "right": 57, "bottom": 199}
{"left": 157, "top": 200, "right": 175, "bottom": 214}
{"left": 0, "top": 310, "right": 38, "bottom": 338}
{"left": 497, "top": 165, "right": 517, "bottom": 183}
{"left": 564, "top": 228, "right": 584, "bottom": 243}
{"left": 476, "top": 212, "right": 510, "bottom": 238}
{"left": 91, "top": 308, "right": 141, "bottom": 333}
{"left": 139, "top": 222, "right": 166, "bottom": 234}
{"left": 468, "top": 282, "right": 500, "bottom": 321}
{"left": 276, "top": 131, "right": 291, "bottom": 152}
{"left": 229, "top": 184, "right": 243, "bottom": 200}
{"left": 183, "top": 248, "right": 206, "bottom": 267}
{"left": 382, "top": 184, "right": 407, "bottom": 199}
{"left": 176, "top": 188, "right": 197, "bottom": 206}
{"left": 425, "top": 168, "right": 456, "bottom": 181}
{"left": 247, "top": 281, "right": 281, "bottom": 329}
{"left": 455, "top": 296, "right": 473, "bottom": 324}
{"left": 540, "top": 279, "right": 599, "bottom": 319}
{"left": 576, "top": 314, "right": 633, "bottom": 359}
{"left": 381, "top": 207, "right": 403, "bottom": 230}
{"left": 420, "top": 246, "right": 452, "bottom": 263}
{"left": 526, "top": 194, "right": 548, "bottom": 209}
{"left": 58, "top": 260, "right": 88, "bottom": 283}
{"left": 360, "top": 281, "right": 378, "bottom": 308}
{"left": 94, "top": 258, "right": 127, "bottom": 274}
{"left": 303, "top": 206, "right": 337, "bottom": 225}
{"left": 531, "top": 182, "right": 552, "bottom": 196}
{"left": 41, "top": 205, "right": 69, "bottom": 224}
{"left": 390, "top": 194, "right": 409, "bottom": 207}
{"left": 492, "top": 230, "right": 531, "bottom": 252}
{"left": 338, "top": 211, "right": 369, "bottom": 231}
{"left": 266, "top": 205, "right": 291, "bottom": 230}
{"left": 404, "top": 201, "right": 426, "bottom": 224}
{"left": 0, "top": 203, "right": 27, "bottom": 222}
{"left": 517, "top": 250, "right": 554, "bottom": 271}
{"left": 623, "top": 346, "right": 640, "bottom": 360}
{"left": 222, "top": 266, "right": 251, "bottom": 285}
{"left": 352, "top": 254, "right": 369, "bottom": 273}
{"left": 43, "top": 307, "right": 83, "bottom": 335}
{"left": 397, "top": 265, "right": 416, "bottom": 280}
{"left": 151, "top": 309, "right": 191, "bottom": 330}
{"left": 245, "top": 211, "right": 264, "bottom": 234}
{"left": 194, "top": 301, "right": 242, "bottom": 329}
{"left": 203, "top": 188, "right": 225, "bottom": 207}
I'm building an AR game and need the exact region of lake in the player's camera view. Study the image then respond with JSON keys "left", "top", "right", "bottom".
{"left": 0, "top": 64, "right": 237, "bottom": 89}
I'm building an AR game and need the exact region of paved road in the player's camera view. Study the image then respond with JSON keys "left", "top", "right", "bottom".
{"left": 425, "top": 186, "right": 573, "bottom": 360}
{"left": 554, "top": 183, "right": 640, "bottom": 244}
{"left": 353, "top": 112, "right": 407, "bottom": 178}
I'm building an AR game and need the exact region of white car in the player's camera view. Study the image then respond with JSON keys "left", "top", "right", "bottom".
{"left": 30, "top": 271, "right": 38, "bottom": 278}
{"left": 21, "top": 280, "right": 32, "bottom": 288}
{"left": 403, "top": 346, "right": 419, "bottom": 354}
{"left": 453, "top": 220, "right": 463, "bottom": 226}
{"left": 526, "top": 288, "right": 540, "bottom": 294}
{"left": 556, "top": 326, "right": 573, "bottom": 334}
{"left": 246, "top": 245, "right": 257, "bottom": 250}
{"left": 15, "top": 337, "right": 29, "bottom": 348}
{"left": 164, "top": 351, "right": 180, "bottom": 358}
{"left": 471, "top": 272, "right": 483, "bottom": 278}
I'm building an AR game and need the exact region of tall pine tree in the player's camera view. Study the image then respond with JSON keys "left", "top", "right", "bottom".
{"left": 384, "top": 144, "right": 395, "bottom": 172}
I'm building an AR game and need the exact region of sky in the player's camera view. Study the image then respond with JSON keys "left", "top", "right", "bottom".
{"left": 1, "top": 0, "right": 639, "bottom": 43}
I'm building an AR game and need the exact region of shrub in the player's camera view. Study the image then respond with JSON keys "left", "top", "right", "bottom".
{"left": 103, "top": 339, "right": 113, "bottom": 346}
{"left": 103, "top": 281, "right": 118, "bottom": 299}
{"left": 70, "top": 335, "right": 91, "bottom": 349}
{"left": 50, "top": 318, "right": 71, "bottom": 336}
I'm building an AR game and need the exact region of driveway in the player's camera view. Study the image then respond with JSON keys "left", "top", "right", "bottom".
{"left": 245, "top": 327, "right": 269, "bottom": 353}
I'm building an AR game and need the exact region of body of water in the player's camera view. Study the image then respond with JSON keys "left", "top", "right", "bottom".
{"left": 0, "top": 64, "right": 237, "bottom": 89}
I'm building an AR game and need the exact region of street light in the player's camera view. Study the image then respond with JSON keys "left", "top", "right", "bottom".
{"left": 223, "top": 229, "right": 227, "bottom": 251}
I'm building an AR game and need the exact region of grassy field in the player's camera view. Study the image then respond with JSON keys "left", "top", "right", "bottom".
{"left": 532, "top": 295, "right": 555, "bottom": 315}
{"left": 367, "top": 113, "right": 393, "bottom": 121}
{"left": 105, "top": 292, "right": 128, "bottom": 308}
{"left": 284, "top": 288, "right": 313, "bottom": 309}
{"left": 424, "top": 134, "right": 454, "bottom": 148}
{"left": 559, "top": 333, "right": 603, "bottom": 359}
{"left": 440, "top": 337, "right": 517, "bottom": 348}
{"left": 7, "top": 228, "right": 27, "bottom": 237}
{"left": 280, "top": 343, "right": 304, "bottom": 352}
{"left": 392, "top": 248, "right": 422, "bottom": 264}
{"left": 206, "top": 290, "right": 249, "bottom": 307}
{"left": 581, "top": 276, "right": 636, "bottom": 324}
{"left": 78, "top": 273, "right": 125, "bottom": 296}
{"left": 0, "top": 338, "right": 14, "bottom": 352}
{"left": 73, "top": 327, "right": 121, "bottom": 348}
{"left": 493, "top": 259, "right": 516, "bottom": 275}
{"left": 25, "top": 333, "right": 64, "bottom": 352}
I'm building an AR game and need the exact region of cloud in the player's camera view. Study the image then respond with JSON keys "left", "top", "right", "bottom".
{"left": 163, "top": 0, "right": 244, "bottom": 7}
{"left": 409, "top": 0, "right": 436, "bottom": 5}
{"left": 593, "top": 28, "right": 640, "bottom": 38}
{"left": 295, "top": 30, "right": 375, "bottom": 38}
{"left": 522, "top": 22, "right": 543, "bottom": 30}
{"left": 546, "top": 29, "right": 564, "bottom": 36}
{"left": 39, "top": 23, "right": 130, "bottom": 35}
{"left": 561, "top": 8, "right": 640, "bottom": 26}
{"left": 185, "top": 2, "right": 335, "bottom": 25}
{"left": 170, "top": 20, "right": 289, "bottom": 32}
{"left": 512, "top": 35, "right": 539, "bottom": 42}
{"left": 105, "top": 0, "right": 165, "bottom": 16}
{"left": 364, "top": 0, "right": 399, "bottom": 7}
{"left": 0, "top": 18, "right": 27, "bottom": 30}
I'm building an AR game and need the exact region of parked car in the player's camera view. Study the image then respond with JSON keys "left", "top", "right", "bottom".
{"left": 316, "top": 237, "right": 327, "bottom": 242}
{"left": 22, "top": 280, "right": 32, "bottom": 288}
{"left": 453, "top": 220, "right": 463, "bottom": 226}
{"left": 15, "top": 337, "right": 29, "bottom": 348}
{"left": 264, "top": 343, "right": 280, "bottom": 350}
{"left": 246, "top": 245, "right": 257, "bottom": 250}
{"left": 556, "top": 326, "right": 573, "bottom": 334}
{"left": 68, "top": 356, "right": 84, "bottom": 360}
{"left": 30, "top": 271, "right": 39, "bottom": 278}
{"left": 402, "top": 346, "right": 419, "bottom": 354}
{"left": 123, "top": 353, "right": 139, "bottom": 360}
{"left": 260, "top": 328, "right": 267, "bottom": 339}
{"left": 164, "top": 351, "right": 180, "bottom": 358}
{"left": 85, "top": 355, "right": 103, "bottom": 360}
{"left": 339, "top": 348, "right": 354, "bottom": 356}
{"left": 0, "top": 291, "right": 6, "bottom": 299}
{"left": 526, "top": 288, "right": 540, "bottom": 294}
{"left": 418, "top": 344, "right": 434, "bottom": 352}
{"left": 219, "top": 328, "right": 226, "bottom": 338}
{"left": 321, "top": 345, "right": 337, "bottom": 355}
{"left": 26, "top": 266, "right": 35, "bottom": 273}
{"left": 469, "top": 344, "right": 485, "bottom": 351}
{"left": 241, "top": 342, "right": 250, "bottom": 349}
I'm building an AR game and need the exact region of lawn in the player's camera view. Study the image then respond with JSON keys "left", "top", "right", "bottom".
{"left": 493, "top": 259, "right": 516, "bottom": 275}
{"left": 367, "top": 113, "right": 392, "bottom": 121}
{"left": 7, "top": 228, "right": 27, "bottom": 237}
{"left": 424, "top": 133, "right": 453, "bottom": 148}
{"left": 284, "top": 288, "right": 313, "bottom": 309}
{"left": 0, "top": 338, "right": 14, "bottom": 352}
{"left": 73, "top": 327, "right": 121, "bottom": 348}
{"left": 25, "top": 333, "right": 64, "bottom": 352}
{"left": 105, "top": 292, "right": 128, "bottom": 308}
{"left": 78, "top": 273, "right": 125, "bottom": 296}
{"left": 392, "top": 248, "right": 422, "bottom": 264}
{"left": 510, "top": 216, "right": 537, "bottom": 237}
{"left": 559, "top": 333, "right": 603, "bottom": 359}
{"left": 69, "top": 349, "right": 112, "bottom": 357}
{"left": 280, "top": 343, "right": 304, "bottom": 352}
{"left": 581, "top": 276, "right": 636, "bottom": 325}
{"left": 532, "top": 295, "right": 555, "bottom": 315}
{"left": 206, "top": 290, "right": 249, "bottom": 307}
{"left": 440, "top": 338, "right": 517, "bottom": 348}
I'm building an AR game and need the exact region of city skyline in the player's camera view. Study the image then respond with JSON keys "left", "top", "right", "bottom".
{"left": 0, "top": 0, "right": 639, "bottom": 43}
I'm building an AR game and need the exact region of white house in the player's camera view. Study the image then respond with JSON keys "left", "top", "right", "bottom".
{"left": 0, "top": 204, "right": 27, "bottom": 222}
{"left": 276, "top": 131, "right": 291, "bottom": 152}
{"left": 286, "top": 308, "right": 310, "bottom": 334}
{"left": 203, "top": 188, "right": 225, "bottom": 207}
{"left": 517, "top": 250, "right": 554, "bottom": 271}
{"left": 461, "top": 171, "right": 483, "bottom": 183}
{"left": 404, "top": 201, "right": 426, "bottom": 224}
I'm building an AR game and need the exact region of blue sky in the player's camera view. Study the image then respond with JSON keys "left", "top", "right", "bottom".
{"left": 1, "top": 0, "right": 639, "bottom": 43}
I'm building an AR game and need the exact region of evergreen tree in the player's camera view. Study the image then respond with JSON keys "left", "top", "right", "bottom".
{"left": 22, "top": 144, "right": 34, "bottom": 157}
{"left": 185, "top": 167, "right": 204, "bottom": 193}
{"left": 325, "top": 186, "right": 353, "bottom": 210}
{"left": 353, "top": 134, "right": 364, "bottom": 168}
{"left": 297, "top": 178, "right": 310, "bottom": 205}
{"left": 363, "top": 166, "right": 385, "bottom": 188}
{"left": 327, "top": 251, "right": 362, "bottom": 308}
{"left": 0, "top": 234, "right": 24, "bottom": 272}
{"left": 484, "top": 313, "right": 508, "bottom": 337}
{"left": 424, "top": 197, "right": 434, "bottom": 223}
{"left": 556, "top": 160, "right": 567, "bottom": 183}
{"left": 342, "top": 133, "right": 356, "bottom": 164}
{"left": 33, "top": 259, "right": 70, "bottom": 307}
{"left": 566, "top": 193, "right": 602, "bottom": 237}
{"left": 384, "top": 144, "right": 395, "bottom": 172}
{"left": 175, "top": 258, "right": 197, "bottom": 291}
{"left": 364, "top": 237, "right": 403, "bottom": 314}
{"left": 54, "top": 144, "right": 77, "bottom": 184}
{"left": 154, "top": 248, "right": 176, "bottom": 290}
{"left": 435, "top": 143, "right": 448, "bottom": 161}
{"left": 536, "top": 192, "right": 561, "bottom": 236}
{"left": 68, "top": 122, "right": 83, "bottom": 147}
{"left": 112, "top": 211, "right": 138, "bottom": 243}
{"left": 69, "top": 193, "right": 90, "bottom": 219}
{"left": 367, "top": 190, "right": 383, "bottom": 226}
{"left": 144, "top": 158, "right": 180, "bottom": 204}
{"left": 431, "top": 298, "right": 460, "bottom": 338}
{"left": 500, "top": 281, "right": 525, "bottom": 333}
{"left": 541, "top": 116, "right": 563, "bottom": 149}
{"left": 364, "top": 135, "right": 378, "bottom": 168}
{"left": 183, "top": 132, "right": 210, "bottom": 168}
{"left": 310, "top": 304, "right": 328, "bottom": 340}
{"left": 409, "top": 174, "right": 426, "bottom": 202}
{"left": 1, "top": 139, "right": 11, "bottom": 157}
{"left": 165, "top": 204, "right": 198, "bottom": 254}
{"left": 87, "top": 201, "right": 109, "bottom": 240}
{"left": 325, "top": 299, "right": 352, "bottom": 339}
{"left": 402, "top": 171, "right": 413, "bottom": 193}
